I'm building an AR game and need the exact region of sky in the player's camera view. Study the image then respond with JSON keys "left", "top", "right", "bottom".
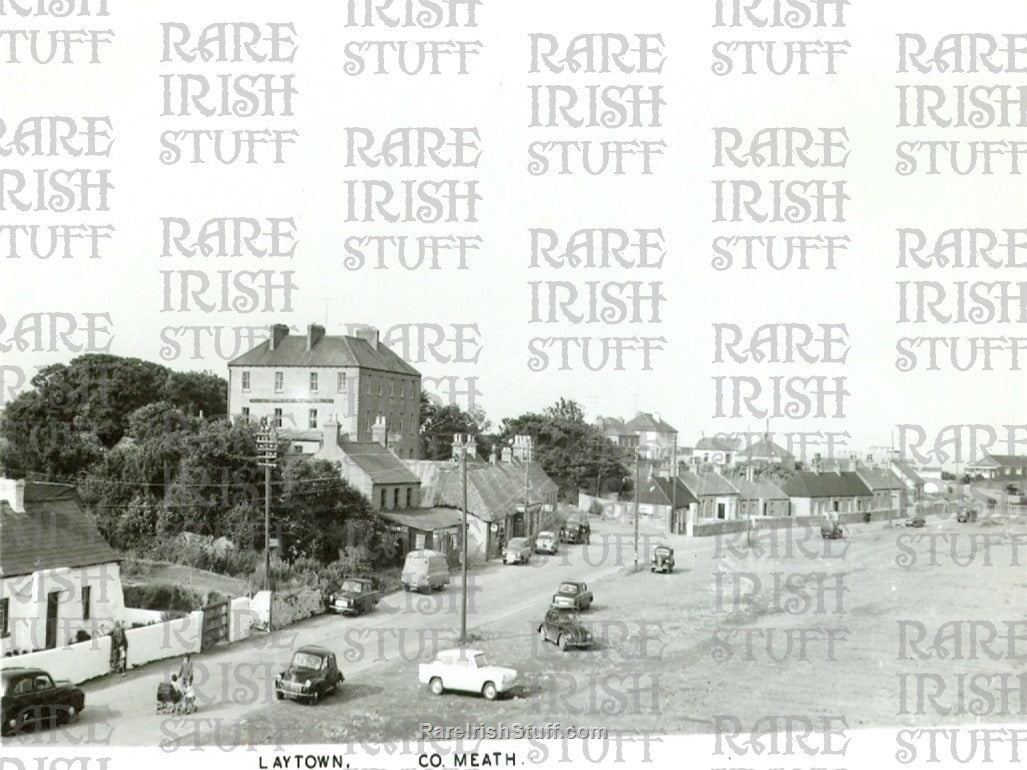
{"left": 3, "top": 0, "right": 1026, "bottom": 470}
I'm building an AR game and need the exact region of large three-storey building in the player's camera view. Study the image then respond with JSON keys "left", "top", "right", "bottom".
{"left": 228, "top": 323, "right": 422, "bottom": 459}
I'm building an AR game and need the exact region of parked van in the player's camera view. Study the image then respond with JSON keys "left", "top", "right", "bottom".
{"left": 401, "top": 549, "right": 450, "bottom": 593}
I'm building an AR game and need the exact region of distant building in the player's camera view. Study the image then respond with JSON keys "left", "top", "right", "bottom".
{"left": 890, "top": 459, "right": 926, "bottom": 500}
{"left": 678, "top": 470, "right": 741, "bottom": 520}
{"left": 692, "top": 436, "right": 742, "bottom": 469}
{"left": 964, "top": 454, "right": 1027, "bottom": 480}
{"left": 635, "top": 475, "right": 699, "bottom": 534}
{"left": 624, "top": 412, "right": 677, "bottom": 467}
{"left": 0, "top": 479, "right": 125, "bottom": 654}
{"left": 595, "top": 417, "right": 640, "bottom": 453}
{"left": 228, "top": 323, "right": 421, "bottom": 459}
{"left": 855, "top": 467, "right": 906, "bottom": 513}
{"left": 738, "top": 435, "right": 797, "bottom": 468}
{"left": 783, "top": 471, "right": 874, "bottom": 518}
{"left": 732, "top": 477, "right": 791, "bottom": 518}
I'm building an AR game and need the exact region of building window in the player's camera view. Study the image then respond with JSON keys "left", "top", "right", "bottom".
{"left": 380, "top": 489, "right": 387, "bottom": 508}
{"left": 241, "top": 371, "right": 251, "bottom": 392}
{"left": 81, "top": 586, "right": 91, "bottom": 621}
{"left": 274, "top": 371, "right": 284, "bottom": 393}
{"left": 366, "top": 378, "right": 371, "bottom": 394}
{"left": 399, "top": 417, "right": 404, "bottom": 433}
{"left": 0, "top": 598, "right": 8, "bottom": 637}
{"left": 378, "top": 380, "right": 383, "bottom": 396}
{"left": 390, "top": 380, "right": 396, "bottom": 397}
{"left": 400, "top": 380, "right": 405, "bottom": 399}
{"left": 309, "top": 409, "right": 318, "bottom": 429}
{"left": 309, "top": 372, "right": 318, "bottom": 392}
{"left": 241, "top": 407, "right": 250, "bottom": 420}
{"left": 274, "top": 408, "right": 283, "bottom": 428}
{"left": 337, "top": 372, "right": 346, "bottom": 393}
{"left": 409, "top": 381, "right": 414, "bottom": 398}
{"left": 406, "top": 487, "right": 412, "bottom": 507}
{"left": 393, "top": 488, "right": 399, "bottom": 508}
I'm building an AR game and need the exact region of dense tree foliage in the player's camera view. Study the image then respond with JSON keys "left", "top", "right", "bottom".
{"left": 419, "top": 391, "right": 491, "bottom": 460}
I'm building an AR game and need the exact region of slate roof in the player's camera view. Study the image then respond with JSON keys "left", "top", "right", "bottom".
{"left": 891, "top": 460, "right": 925, "bottom": 485}
{"left": 742, "top": 438, "right": 796, "bottom": 463}
{"left": 339, "top": 442, "right": 420, "bottom": 485}
{"left": 637, "top": 476, "right": 699, "bottom": 508}
{"left": 597, "top": 417, "right": 631, "bottom": 435}
{"left": 855, "top": 467, "right": 904, "bottom": 491}
{"left": 730, "top": 477, "right": 789, "bottom": 500}
{"left": 494, "top": 461, "right": 559, "bottom": 503}
{"left": 376, "top": 507, "right": 463, "bottom": 531}
{"left": 988, "top": 454, "right": 1027, "bottom": 469}
{"left": 678, "top": 470, "right": 740, "bottom": 497}
{"left": 1, "top": 483, "right": 120, "bottom": 578}
{"left": 625, "top": 412, "right": 677, "bottom": 434}
{"left": 228, "top": 333, "right": 419, "bottom": 376}
{"left": 782, "top": 471, "right": 873, "bottom": 498}
{"left": 695, "top": 436, "right": 742, "bottom": 452}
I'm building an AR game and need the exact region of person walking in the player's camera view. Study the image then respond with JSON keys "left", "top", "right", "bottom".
{"left": 110, "top": 622, "right": 128, "bottom": 676}
{"left": 178, "top": 653, "right": 194, "bottom": 688}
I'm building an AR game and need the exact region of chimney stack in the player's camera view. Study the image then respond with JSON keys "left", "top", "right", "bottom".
{"left": 346, "top": 323, "right": 379, "bottom": 349}
{"left": 306, "top": 323, "right": 325, "bottom": 351}
{"left": 323, "top": 414, "right": 340, "bottom": 445}
{"left": 268, "top": 323, "right": 289, "bottom": 351}
{"left": 0, "top": 477, "right": 25, "bottom": 513}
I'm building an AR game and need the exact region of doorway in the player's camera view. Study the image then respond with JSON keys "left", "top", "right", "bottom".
{"left": 45, "top": 591, "right": 59, "bottom": 649}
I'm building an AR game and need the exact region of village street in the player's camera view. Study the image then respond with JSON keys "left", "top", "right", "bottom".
{"left": 5, "top": 515, "right": 662, "bottom": 749}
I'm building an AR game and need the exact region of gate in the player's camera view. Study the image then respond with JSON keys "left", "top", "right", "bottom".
{"left": 200, "top": 600, "right": 230, "bottom": 651}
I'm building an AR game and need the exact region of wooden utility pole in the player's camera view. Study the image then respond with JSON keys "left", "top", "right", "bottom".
{"left": 453, "top": 433, "right": 472, "bottom": 644}
{"left": 633, "top": 450, "right": 640, "bottom": 570}
{"left": 256, "top": 420, "right": 279, "bottom": 630}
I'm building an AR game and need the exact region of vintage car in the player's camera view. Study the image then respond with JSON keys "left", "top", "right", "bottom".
{"left": 820, "top": 520, "right": 844, "bottom": 540}
{"left": 275, "top": 645, "right": 344, "bottom": 704}
{"left": 650, "top": 545, "right": 675, "bottom": 573}
{"left": 419, "top": 648, "right": 517, "bottom": 701}
{"left": 538, "top": 607, "right": 592, "bottom": 651}
{"left": 503, "top": 537, "right": 532, "bottom": 564}
{"left": 956, "top": 508, "right": 976, "bottom": 523}
{"left": 551, "top": 580, "right": 593, "bottom": 611}
{"left": 1, "top": 667, "right": 85, "bottom": 736}
{"left": 329, "top": 577, "right": 381, "bottom": 615}
{"left": 905, "top": 514, "right": 926, "bottom": 528}
{"left": 560, "top": 516, "right": 591, "bottom": 544}
{"left": 534, "top": 530, "right": 558, "bottom": 554}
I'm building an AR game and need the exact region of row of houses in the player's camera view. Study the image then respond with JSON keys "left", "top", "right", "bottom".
{"left": 621, "top": 466, "right": 911, "bottom": 534}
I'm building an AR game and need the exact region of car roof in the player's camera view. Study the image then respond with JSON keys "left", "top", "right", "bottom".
{"left": 538, "top": 530, "right": 554, "bottom": 536}
{"left": 559, "top": 580, "right": 584, "bottom": 586}
{"left": 0, "top": 667, "right": 45, "bottom": 680}
{"left": 295, "top": 645, "right": 332, "bottom": 655}
{"left": 439, "top": 647, "right": 483, "bottom": 657}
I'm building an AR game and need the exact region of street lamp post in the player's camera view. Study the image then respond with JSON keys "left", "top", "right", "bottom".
{"left": 633, "top": 449, "right": 640, "bottom": 570}
{"left": 256, "top": 420, "right": 279, "bottom": 631}
{"left": 453, "top": 433, "right": 472, "bottom": 644}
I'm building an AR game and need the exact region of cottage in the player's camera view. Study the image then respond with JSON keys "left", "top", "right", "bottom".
{"left": 692, "top": 436, "right": 742, "bottom": 470}
{"left": 0, "top": 479, "right": 125, "bottom": 655}
{"left": 636, "top": 476, "right": 698, "bottom": 533}
{"left": 678, "top": 470, "right": 741, "bottom": 520}
{"left": 890, "top": 459, "right": 925, "bottom": 501}
{"left": 855, "top": 467, "right": 906, "bottom": 514}
{"left": 783, "top": 471, "right": 874, "bottom": 518}
{"left": 732, "top": 477, "right": 791, "bottom": 518}
{"left": 739, "top": 435, "right": 797, "bottom": 468}
{"left": 964, "top": 454, "right": 1027, "bottom": 481}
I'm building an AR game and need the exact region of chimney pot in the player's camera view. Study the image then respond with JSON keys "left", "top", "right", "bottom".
{"left": 307, "top": 323, "right": 325, "bottom": 351}
{"left": 268, "top": 323, "right": 289, "bottom": 350}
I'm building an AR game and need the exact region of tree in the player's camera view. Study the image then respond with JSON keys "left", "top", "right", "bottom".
{"left": 419, "top": 391, "right": 491, "bottom": 460}
{"left": 161, "top": 370, "right": 228, "bottom": 417}
{"left": 499, "top": 399, "right": 628, "bottom": 500}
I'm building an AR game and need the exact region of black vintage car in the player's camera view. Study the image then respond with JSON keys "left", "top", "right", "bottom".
{"left": 1, "top": 667, "right": 85, "bottom": 736}
{"left": 538, "top": 607, "right": 593, "bottom": 651}
{"left": 560, "top": 516, "right": 591, "bottom": 544}
{"left": 650, "top": 545, "right": 675, "bottom": 573}
{"left": 551, "top": 580, "right": 593, "bottom": 611}
{"left": 275, "top": 646, "right": 344, "bottom": 705}
{"left": 328, "top": 577, "right": 381, "bottom": 616}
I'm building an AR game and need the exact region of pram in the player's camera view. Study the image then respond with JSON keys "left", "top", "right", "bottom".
{"left": 156, "top": 681, "right": 195, "bottom": 715}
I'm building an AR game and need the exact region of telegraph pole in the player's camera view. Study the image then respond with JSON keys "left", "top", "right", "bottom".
{"left": 633, "top": 449, "right": 640, "bottom": 570}
{"left": 454, "top": 433, "right": 472, "bottom": 645}
{"left": 256, "top": 419, "right": 278, "bottom": 630}
{"left": 671, "top": 434, "right": 677, "bottom": 531}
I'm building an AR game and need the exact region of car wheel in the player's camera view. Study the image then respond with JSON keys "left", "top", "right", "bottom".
{"left": 482, "top": 681, "right": 498, "bottom": 701}
{"left": 275, "top": 690, "right": 284, "bottom": 700}
{"left": 430, "top": 677, "right": 444, "bottom": 696}
{"left": 558, "top": 634, "right": 568, "bottom": 651}
{"left": 309, "top": 689, "right": 320, "bottom": 706}
{"left": 538, "top": 625, "right": 548, "bottom": 643}
{"left": 61, "top": 705, "right": 79, "bottom": 725}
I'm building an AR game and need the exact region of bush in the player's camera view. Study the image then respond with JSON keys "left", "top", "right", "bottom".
{"left": 123, "top": 583, "right": 205, "bottom": 612}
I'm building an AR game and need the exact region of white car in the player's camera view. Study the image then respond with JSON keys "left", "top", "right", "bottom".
{"left": 418, "top": 648, "right": 517, "bottom": 701}
{"left": 534, "top": 531, "right": 558, "bottom": 554}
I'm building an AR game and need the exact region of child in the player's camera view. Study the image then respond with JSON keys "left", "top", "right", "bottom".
{"left": 169, "top": 674, "right": 183, "bottom": 714}
{"left": 182, "top": 680, "right": 196, "bottom": 714}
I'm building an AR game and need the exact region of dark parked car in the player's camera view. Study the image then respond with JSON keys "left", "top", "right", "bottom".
{"left": 503, "top": 537, "right": 532, "bottom": 565}
{"left": 551, "top": 580, "right": 593, "bottom": 611}
{"left": 275, "top": 646, "right": 344, "bottom": 704}
{"left": 956, "top": 508, "right": 976, "bottom": 523}
{"left": 560, "top": 516, "right": 591, "bottom": 544}
{"left": 820, "top": 521, "right": 844, "bottom": 539}
{"left": 329, "top": 577, "right": 381, "bottom": 615}
{"left": 1, "top": 667, "right": 84, "bottom": 736}
{"left": 650, "top": 545, "right": 675, "bottom": 573}
{"left": 905, "top": 515, "right": 926, "bottom": 528}
{"left": 538, "top": 607, "right": 593, "bottom": 651}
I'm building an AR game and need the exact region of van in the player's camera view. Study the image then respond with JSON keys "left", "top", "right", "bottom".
{"left": 401, "top": 549, "right": 450, "bottom": 593}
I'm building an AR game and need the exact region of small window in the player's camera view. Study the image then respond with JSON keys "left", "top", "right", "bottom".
{"left": 365, "top": 378, "right": 371, "bottom": 394}
{"left": 406, "top": 488, "right": 412, "bottom": 507}
{"left": 274, "top": 408, "right": 283, "bottom": 428}
{"left": 274, "top": 371, "right": 284, "bottom": 392}
{"left": 309, "top": 409, "right": 318, "bottom": 429}
{"left": 393, "top": 488, "right": 399, "bottom": 508}
{"left": 400, "top": 381, "right": 406, "bottom": 399}
{"left": 337, "top": 372, "right": 346, "bottom": 393}
{"left": 378, "top": 380, "right": 383, "bottom": 396}
{"left": 399, "top": 417, "right": 404, "bottom": 433}
{"left": 241, "top": 407, "right": 250, "bottom": 420}
{"left": 0, "top": 597, "right": 8, "bottom": 637}
{"left": 81, "top": 586, "right": 91, "bottom": 621}
{"left": 241, "top": 371, "right": 251, "bottom": 392}
{"left": 390, "top": 380, "right": 395, "bottom": 397}
{"left": 380, "top": 489, "right": 387, "bottom": 508}
{"left": 310, "top": 372, "right": 319, "bottom": 392}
